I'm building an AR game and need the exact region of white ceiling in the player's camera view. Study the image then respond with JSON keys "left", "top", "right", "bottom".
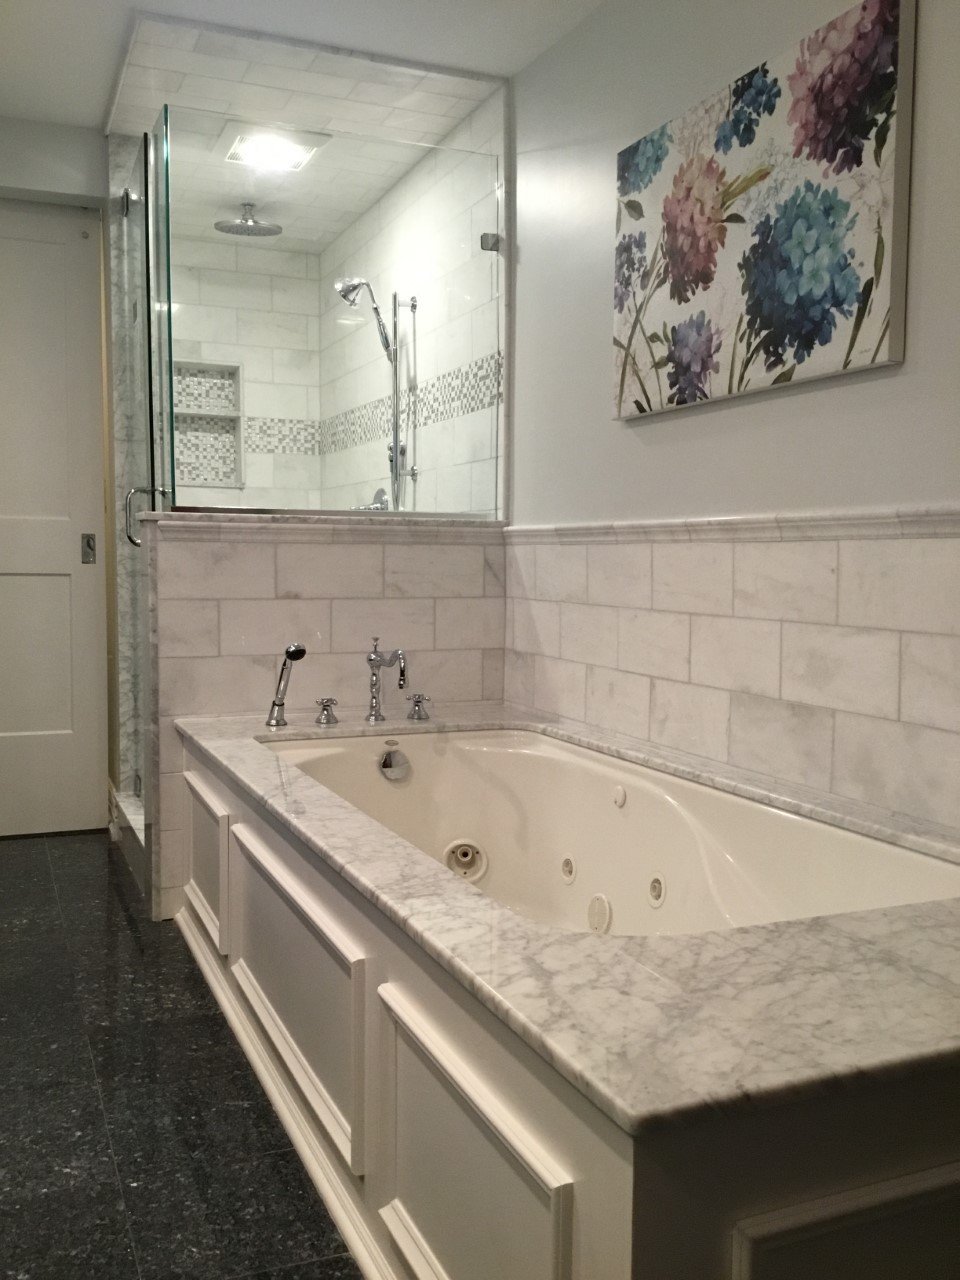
{"left": 111, "top": 19, "right": 498, "bottom": 145}
{"left": 0, "top": 0, "right": 606, "bottom": 131}
{"left": 116, "top": 18, "right": 501, "bottom": 255}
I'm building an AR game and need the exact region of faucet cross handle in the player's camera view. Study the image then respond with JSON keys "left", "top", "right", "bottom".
{"left": 406, "top": 693, "right": 431, "bottom": 721}
{"left": 315, "top": 697, "right": 339, "bottom": 726}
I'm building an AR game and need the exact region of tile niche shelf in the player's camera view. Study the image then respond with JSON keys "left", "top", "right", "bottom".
{"left": 172, "top": 361, "right": 244, "bottom": 490}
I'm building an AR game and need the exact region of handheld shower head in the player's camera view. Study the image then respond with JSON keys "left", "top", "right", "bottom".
{"left": 334, "top": 277, "right": 366, "bottom": 307}
{"left": 266, "top": 642, "right": 307, "bottom": 728}
{"left": 333, "top": 277, "right": 393, "bottom": 360}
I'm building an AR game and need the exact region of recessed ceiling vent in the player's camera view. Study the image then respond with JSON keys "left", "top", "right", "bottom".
{"left": 219, "top": 125, "right": 330, "bottom": 173}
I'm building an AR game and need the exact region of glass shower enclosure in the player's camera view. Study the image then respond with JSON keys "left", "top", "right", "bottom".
{"left": 108, "top": 110, "right": 172, "bottom": 894}
{"left": 161, "top": 102, "right": 504, "bottom": 517}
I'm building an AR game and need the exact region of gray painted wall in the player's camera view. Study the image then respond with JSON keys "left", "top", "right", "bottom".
{"left": 510, "top": 0, "right": 959, "bottom": 524}
{"left": 0, "top": 116, "right": 108, "bottom": 205}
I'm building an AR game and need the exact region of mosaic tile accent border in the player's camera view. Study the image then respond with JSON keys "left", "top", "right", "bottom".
{"left": 246, "top": 417, "right": 321, "bottom": 455}
{"left": 420, "top": 351, "right": 503, "bottom": 427}
{"left": 324, "top": 396, "right": 392, "bottom": 453}
{"left": 173, "top": 352, "right": 503, "bottom": 484}
{"left": 323, "top": 352, "right": 502, "bottom": 453}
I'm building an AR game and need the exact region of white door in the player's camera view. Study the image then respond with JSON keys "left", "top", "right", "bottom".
{"left": 0, "top": 200, "right": 107, "bottom": 834}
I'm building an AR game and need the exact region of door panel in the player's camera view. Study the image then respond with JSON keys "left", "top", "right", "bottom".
{"left": 0, "top": 200, "right": 107, "bottom": 834}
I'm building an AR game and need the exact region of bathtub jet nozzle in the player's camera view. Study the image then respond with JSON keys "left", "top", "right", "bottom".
{"left": 266, "top": 642, "right": 307, "bottom": 729}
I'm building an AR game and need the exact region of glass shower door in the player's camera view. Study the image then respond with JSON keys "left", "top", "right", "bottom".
{"left": 112, "top": 115, "right": 172, "bottom": 898}
{"left": 113, "top": 133, "right": 154, "bottom": 884}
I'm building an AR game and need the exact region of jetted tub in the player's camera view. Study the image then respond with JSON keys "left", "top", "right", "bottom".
{"left": 266, "top": 728, "right": 960, "bottom": 937}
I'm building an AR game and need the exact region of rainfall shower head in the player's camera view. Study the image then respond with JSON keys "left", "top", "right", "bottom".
{"left": 333, "top": 277, "right": 392, "bottom": 359}
{"left": 214, "top": 202, "right": 282, "bottom": 237}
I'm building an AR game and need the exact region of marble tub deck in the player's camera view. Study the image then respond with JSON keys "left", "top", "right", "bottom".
{"left": 175, "top": 703, "right": 960, "bottom": 1137}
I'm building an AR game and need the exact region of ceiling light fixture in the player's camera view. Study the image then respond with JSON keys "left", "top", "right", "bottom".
{"left": 224, "top": 129, "right": 326, "bottom": 173}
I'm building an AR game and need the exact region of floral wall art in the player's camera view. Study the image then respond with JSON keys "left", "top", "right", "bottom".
{"left": 613, "top": 0, "right": 915, "bottom": 419}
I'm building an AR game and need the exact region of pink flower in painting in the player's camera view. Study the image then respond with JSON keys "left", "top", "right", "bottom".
{"left": 788, "top": 0, "right": 899, "bottom": 174}
{"left": 661, "top": 155, "right": 728, "bottom": 304}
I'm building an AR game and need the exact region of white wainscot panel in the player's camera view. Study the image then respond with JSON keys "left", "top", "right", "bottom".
{"left": 184, "top": 770, "right": 231, "bottom": 954}
{"left": 377, "top": 982, "right": 574, "bottom": 1280}
{"left": 229, "top": 823, "right": 368, "bottom": 1175}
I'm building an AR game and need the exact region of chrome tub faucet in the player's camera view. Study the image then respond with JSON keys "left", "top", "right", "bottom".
{"left": 366, "top": 636, "right": 406, "bottom": 723}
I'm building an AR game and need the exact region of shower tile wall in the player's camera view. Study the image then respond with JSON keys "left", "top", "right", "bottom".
{"left": 106, "top": 133, "right": 150, "bottom": 796}
{"left": 171, "top": 239, "right": 323, "bottom": 507}
{"left": 318, "top": 91, "right": 504, "bottom": 514}
{"left": 167, "top": 91, "right": 503, "bottom": 513}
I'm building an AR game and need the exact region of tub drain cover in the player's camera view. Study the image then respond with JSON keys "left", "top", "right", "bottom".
{"left": 443, "top": 839, "right": 487, "bottom": 882}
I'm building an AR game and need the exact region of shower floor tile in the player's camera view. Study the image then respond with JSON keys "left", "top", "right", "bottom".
{"left": 0, "top": 831, "right": 363, "bottom": 1280}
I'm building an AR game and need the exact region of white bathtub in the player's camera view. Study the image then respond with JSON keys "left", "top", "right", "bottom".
{"left": 266, "top": 728, "right": 960, "bottom": 937}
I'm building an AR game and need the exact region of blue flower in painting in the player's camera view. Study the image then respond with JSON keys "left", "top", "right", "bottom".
{"left": 714, "top": 119, "right": 737, "bottom": 154}
{"left": 666, "top": 311, "right": 722, "bottom": 404}
{"left": 618, "top": 125, "right": 670, "bottom": 196}
{"left": 715, "top": 62, "right": 781, "bottom": 153}
{"left": 740, "top": 181, "right": 861, "bottom": 369}
{"left": 614, "top": 231, "right": 646, "bottom": 314}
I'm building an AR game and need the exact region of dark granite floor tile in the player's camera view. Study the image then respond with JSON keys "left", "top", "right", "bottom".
{"left": 89, "top": 1012, "right": 248, "bottom": 1087}
{"left": 68, "top": 920, "right": 193, "bottom": 976}
{"left": 75, "top": 948, "right": 219, "bottom": 1028}
{"left": 122, "top": 1148, "right": 344, "bottom": 1280}
{"left": 52, "top": 846, "right": 142, "bottom": 903}
{"left": 0, "top": 1180, "right": 139, "bottom": 1279}
{"left": 0, "top": 872, "right": 59, "bottom": 913}
{"left": 0, "top": 1085, "right": 118, "bottom": 1198}
{"left": 45, "top": 829, "right": 113, "bottom": 859}
{"left": 102, "top": 1069, "right": 291, "bottom": 1171}
{"left": 0, "top": 898, "right": 63, "bottom": 943}
{"left": 0, "top": 1025, "right": 98, "bottom": 1095}
{"left": 0, "top": 834, "right": 49, "bottom": 852}
{"left": 226, "top": 1257, "right": 364, "bottom": 1280}
{"left": 0, "top": 836, "right": 53, "bottom": 885}
{"left": 58, "top": 892, "right": 154, "bottom": 948}
{"left": 0, "top": 936, "right": 78, "bottom": 1038}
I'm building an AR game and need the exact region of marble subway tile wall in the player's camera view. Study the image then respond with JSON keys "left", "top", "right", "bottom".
{"left": 148, "top": 517, "right": 505, "bottom": 905}
{"left": 317, "top": 92, "right": 504, "bottom": 515}
{"left": 171, "top": 237, "right": 323, "bottom": 508}
{"left": 106, "top": 134, "right": 151, "bottom": 797}
{"left": 504, "top": 520, "right": 960, "bottom": 834}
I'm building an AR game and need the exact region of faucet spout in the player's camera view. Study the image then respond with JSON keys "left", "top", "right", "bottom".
{"left": 365, "top": 637, "right": 407, "bottom": 723}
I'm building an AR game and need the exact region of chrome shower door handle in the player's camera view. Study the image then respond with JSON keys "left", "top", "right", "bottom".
{"left": 125, "top": 487, "right": 152, "bottom": 547}
{"left": 125, "top": 486, "right": 170, "bottom": 547}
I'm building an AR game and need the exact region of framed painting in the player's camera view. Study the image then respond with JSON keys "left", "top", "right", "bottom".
{"left": 613, "top": 0, "right": 915, "bottom": 418}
